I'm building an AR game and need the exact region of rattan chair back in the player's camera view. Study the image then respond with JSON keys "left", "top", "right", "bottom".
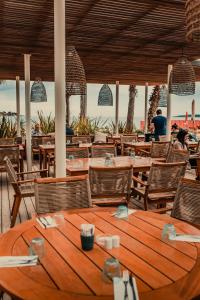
{"left": 166, "top": 148, "right": 190, "bottom": 163}
{"left": 147, "top": 161, "right": 187, "bottom": 193}
{"left": 150, "top": 141, "right": 171, "bottom": 158}
{"left": 4, "top": 157, "right": 21, "bottom": 194}
{"left": 72, "top": 136, "right": 91, "bottom": 143}
{"left": 32, "top": 136, "right": 43, "bottom": 148}
{"left": 66, "top": 147, "right": 89, "bottom": 159}
{"left": 42, "top": 137, "right": 55, "bottom": 145}
{"left": 89, "top": 165, "right": 133, "bottom": 199}
{"left": 120, "top": 135, "right": 137, "bottom": 144}
{"left": 35, "top": 175, "right": 91, "bottom": 213}
{"left": 0, "top": 138, "right": 15, "bottom": 145}
{"left": 171, "top": 178, "right": 200, "bottom": 226}
{"left": 91, "top": 145, "right": 116, "bottom": 158}
{"left": 0, "top": 145, "right": 20, "bottom": 171}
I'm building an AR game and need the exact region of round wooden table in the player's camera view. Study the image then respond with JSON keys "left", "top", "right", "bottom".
{"left": 0, "top": 208, "right": 200, "bottom": 300}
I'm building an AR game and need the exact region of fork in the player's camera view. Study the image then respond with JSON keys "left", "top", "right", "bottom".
{"left": 123, "top": 270, "right": 129, "bottom": 300}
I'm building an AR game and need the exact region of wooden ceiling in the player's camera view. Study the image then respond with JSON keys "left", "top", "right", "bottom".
{"left": 1, "top": 0, "right": 200, "bottom": 84}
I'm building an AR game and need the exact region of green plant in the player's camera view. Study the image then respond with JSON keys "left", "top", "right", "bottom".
{"left": 71, "top": 117, "right": 108, "bottom": 135}
{"left": 0, "top": 116, "right": 24, "bottom": 138}
{"left": 34, "top": 111, "right": 55, "bottom": 134}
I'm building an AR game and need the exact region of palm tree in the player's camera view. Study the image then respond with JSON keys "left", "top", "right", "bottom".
{"left": 66, "top": 94, "right": 70, "bottom": 126}
{"left": 147, "top": 85, "right": 160, "bottom": 129}
{"left": 126, "top": 85, "right": 137, "bottom": 133}
{"left": 80, "top": 93, "right": 87, "bottom": 119}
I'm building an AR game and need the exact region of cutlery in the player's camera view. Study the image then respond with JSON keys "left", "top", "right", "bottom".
{"left": 129, "top": 272, "right": 137, "bottom": 300}
{"left": 42, "top": 216, "right": 52, "bottom": 226}
{"left": 39, "top": 217, "right": 47, "bottom": 228}
{"left": 123, "top": 270, "right": 129, "bottom": 300}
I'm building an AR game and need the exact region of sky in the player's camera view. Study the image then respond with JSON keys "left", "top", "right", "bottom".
{"left": 0, "top": 80, "right": 200, "bottom": 128}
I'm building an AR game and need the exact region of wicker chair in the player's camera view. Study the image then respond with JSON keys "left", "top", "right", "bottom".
{"left": 120, "top": 135, "right": 138, "bottom": 155}
{"left": 72, "top": 136, "right": 91, "bottom": 143}
{"left": 89, "top": 165, "right": 133, "bottom": 206}
{"left": 166, "top": 148, "right": 190, "bottom": 163}
{"left": 41, "top": 137, "right": 55, "bottom": 145}
{"left": 171, "top": 178, "right": 200, "bottom": 227}
{"left": 5, "top": 157, "right": 48, "bottom": 227}
{"left": 0, "top": 138, "right": 15, "bottom": 145}
{"left": 91, "top": 145, "right": 116, "bottom": 158}
{"left": 132, "top": 161, "right": 187, "bottom": 211}
{"left": 0, "top": 145, "right": 23, "bottom": 173}
{"left": 141, "top": 141, "right": 171, "bottom": 158}
{"left": 66, "top": 147, "right": 89, "bottom": 159}
{"left": 34, "top": 175, "right": 92, "bottom": 214}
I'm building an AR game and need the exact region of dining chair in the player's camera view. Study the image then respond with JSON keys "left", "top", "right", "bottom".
{"left": 120, "top": 135, "right": 138, "bottom": 155}
{"left": 132, "top": 161, "right": 187, "bottom": 211}
{"left": 0, "top": 145, "right": 23, "bottom": 173}
{"left": 41, "top": 136, "right": 55, "bottom": 145}
{"left": 0, "top": 137, "right": 15, "bottom": 145}
{"left": 166, "top": 148, "right": 190, "bottom": 163}
{"left": 91, "top": 145, "right": 116, "bottom": 158}
{"left": 141, "top": 141, "right": 171, "bottom": 158}
{"left": 89, "top": 165, "right": 133, "bottom": 206}
{"left": 171, "top": 178, "right": 200, "bottom": 228}
{"left": 5, "top": 157, "right": 48, "bottom": 227}
{"left": 34, "top": 175, "right": 92, "bottom": 213}
{"left": 66, "top": 147, "right": 89, "bottom": 159}
{"left": 72, "top": 136, "right": 91, "bottom": 143}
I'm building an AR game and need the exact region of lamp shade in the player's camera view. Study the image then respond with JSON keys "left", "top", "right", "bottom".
{"left": 98, "top": 84, "right": 113, "bottom": 106}
{"left": 159, "top": 85, "right": 167, "bottom": 107}
{"left": 186, "top": 0, "right": 200, "bottom": 42}
{"left": 66, "top": 46, "right": 86, "bottom": 96}
{"left": 30, "top": 78, "right": 47, "bottom": 102}
{"left": 169, "top": 56, "right": 195, "bottom": 96}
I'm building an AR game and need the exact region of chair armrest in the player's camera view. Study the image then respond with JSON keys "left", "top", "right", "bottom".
{"left": 12, "top": 179, "right": 34, "bottom": 184}
{"left": 138, "top": 149, "right": 150, "bottom": 156}
{"left": 132, "top": 175, "right": 148, "bottom": 186}
{"left": 151, "top": 207, "right": 172, "bottom": 214}
{"left": 17, "top": 169, "right": 48, "bottom": 175}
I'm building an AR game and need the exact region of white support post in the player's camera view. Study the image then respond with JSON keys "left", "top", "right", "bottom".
{"left": 115, "top": 81, "right": 119, "bottom": 136}
{"left": 54, "top": 0, "right": 66, "bottom": 177}
{"left": 167, "top": 65, "right": 173, "bottom": 140}
{"left": 24, "top": 54, "right": 32, "bottom": 171}
{"left": 144, "top": 82, "right": 148, "bottom": 133}
{"left": 16, "top": 76, "right": 20, "bottom": 137}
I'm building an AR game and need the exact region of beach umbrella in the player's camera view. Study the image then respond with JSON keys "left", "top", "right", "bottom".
{"left": 98, "top": 84, "right": 113, "bottom": 106}
{"left": 31, "top": 78, "right": 47, "bottom": 102}
{"left": 169, "top": 56, "right": 195, "bottom": 96}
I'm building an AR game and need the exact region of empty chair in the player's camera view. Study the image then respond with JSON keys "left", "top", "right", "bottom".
{"left": 0, "top": 145, "right": 22, "bottom": 173}
{"left": 72, "top": 136, "right": 91, "bottom": 143}
{"left": 66, "top": 147, "right": 89, "bottom": 159}
{"left": 34, "top": 175, "right": 91, "bottom": 213}
{"left": 132, "top": 161, "right": 187, "bottom": 210}
{"left": 171, "top": 178, "right": 200, "bottom": 227}
{"left": 166, "top": 148, "right": 189, "bottom": 163}
{"left": 41, "top": 137, "right": 55, "bottom": 145}
{"left": 0, "top": 138, "right": 15, "bottom": 145}
{"left": 89, "top": 165, "right": 133, "bottom": 205}
{"left": 141, "top": 141, "right": 171, "bottom": 158}
{"left": 120, "top": 135, "right": 138, "bottom": 155}
{"left": 91, "top": 145, "right": 116, "bottom": 158}
{"left": 5, "top": 157, "right": 47, "bottom": 227}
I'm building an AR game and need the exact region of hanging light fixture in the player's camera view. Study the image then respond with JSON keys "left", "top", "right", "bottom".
{"left": 169, "top": 56, "right": 195, "bottom": 96}
{"left": 159, "top": 85, "right": 167, "bottom": 107}
{"left": 30, "top": 77, "right": 47, "bottom": 102}
{"left": 185, "top": 0, "right": 200, "bottom": 42}
{"left": 98, "top": 84, "right": 113, "bottom": 106}
{"left": 66, "top": 46, "right": 86, "bottom": 96}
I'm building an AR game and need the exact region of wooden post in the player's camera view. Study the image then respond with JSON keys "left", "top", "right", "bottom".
{"left": 24, "top": 54, "right": 32, "bottom": 171}
{"left": 115, "top": 81, "right": 119, "bottom": 135}
{"left": 54, "top": 0, "right": 66, "bottom": 177}
{"left": 144, "top": 82, "right": 148, "bottom": 133}
{"left": 16, "top": 76, "right": 20, "bottom": 137}
{"left": 167, "top": 65, "right": 173, "bottom": 140}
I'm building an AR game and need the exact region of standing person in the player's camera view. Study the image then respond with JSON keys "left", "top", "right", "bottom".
{"left": 150, "top": 109, "right": 167, "bottom": 141}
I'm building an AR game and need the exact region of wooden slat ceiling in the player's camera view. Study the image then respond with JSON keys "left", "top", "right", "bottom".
{"left": 1, "top": 0, "right": 200, "bottom": 84}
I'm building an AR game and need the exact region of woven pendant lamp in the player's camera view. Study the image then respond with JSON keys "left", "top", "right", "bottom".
{"left": 169, "top": 56, "right": 195, "bottom": 96}
{"left": 30, "top": 78, "right": 47, "bottom": 102}
{"left": 66, "top": 46, "right": 86, "bottom": 96}
{"left": 186, "top": 0, "right": 200, "bottom": 42}
{"left": 159, "top": 85, "right": 167, "bottom": 107}
{"left": 98, "top": 84, "right": 113, "bottom": 106}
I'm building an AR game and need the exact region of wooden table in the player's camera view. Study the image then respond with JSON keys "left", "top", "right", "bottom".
{"left": 124, "top": 142, "right": 151, "bottom": 155}
{"left": 66, "top": 156, "right": 159, "bottom": 176}
{"left": 39, "top": 144, "right": 93, "bottom": 169}
{"left": 0, "top": 208, "right": 199, "bottom": 300}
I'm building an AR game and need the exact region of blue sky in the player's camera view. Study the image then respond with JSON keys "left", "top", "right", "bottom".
{"left": 0, "top": 80, "right": 199, "bottom": 128}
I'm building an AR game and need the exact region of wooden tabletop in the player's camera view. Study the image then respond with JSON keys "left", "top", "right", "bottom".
{"left": 0, "top": 208, "right": 199, "bottom": 300}
{"left": 124, "top": 142, "right": 151, "bottom": 147}
{"left": 66, "top": 156, "right": 159, "bottom": 176}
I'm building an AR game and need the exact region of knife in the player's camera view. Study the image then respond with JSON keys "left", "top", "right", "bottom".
{"left": 38, "top": 217, "right": 47, "bottom": 228}
{"left": 129, "top": 273, "right": 137, "bottom": 300}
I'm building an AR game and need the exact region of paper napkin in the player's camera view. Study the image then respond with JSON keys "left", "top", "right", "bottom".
{"left": 0, "top": 255, "right": 38, "bottom": 267}
{"left": 36, "top": 216, "right": 57, "bottom": 229}
{"left": 112, "top": 209, "right": 136, "bottom": 219}
{"left": 113, "top": 277, "right": 139, "bottom": 300}
{"left": 169, "top": 234, "right": 200, "bottom": 242}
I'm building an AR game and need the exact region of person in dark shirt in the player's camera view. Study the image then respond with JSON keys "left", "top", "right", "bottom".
{"left": 151, "top": 109, "right": 167, "bottom": 141}
{"left": 66, "top": 126, "right": 74, "bottom": 136}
